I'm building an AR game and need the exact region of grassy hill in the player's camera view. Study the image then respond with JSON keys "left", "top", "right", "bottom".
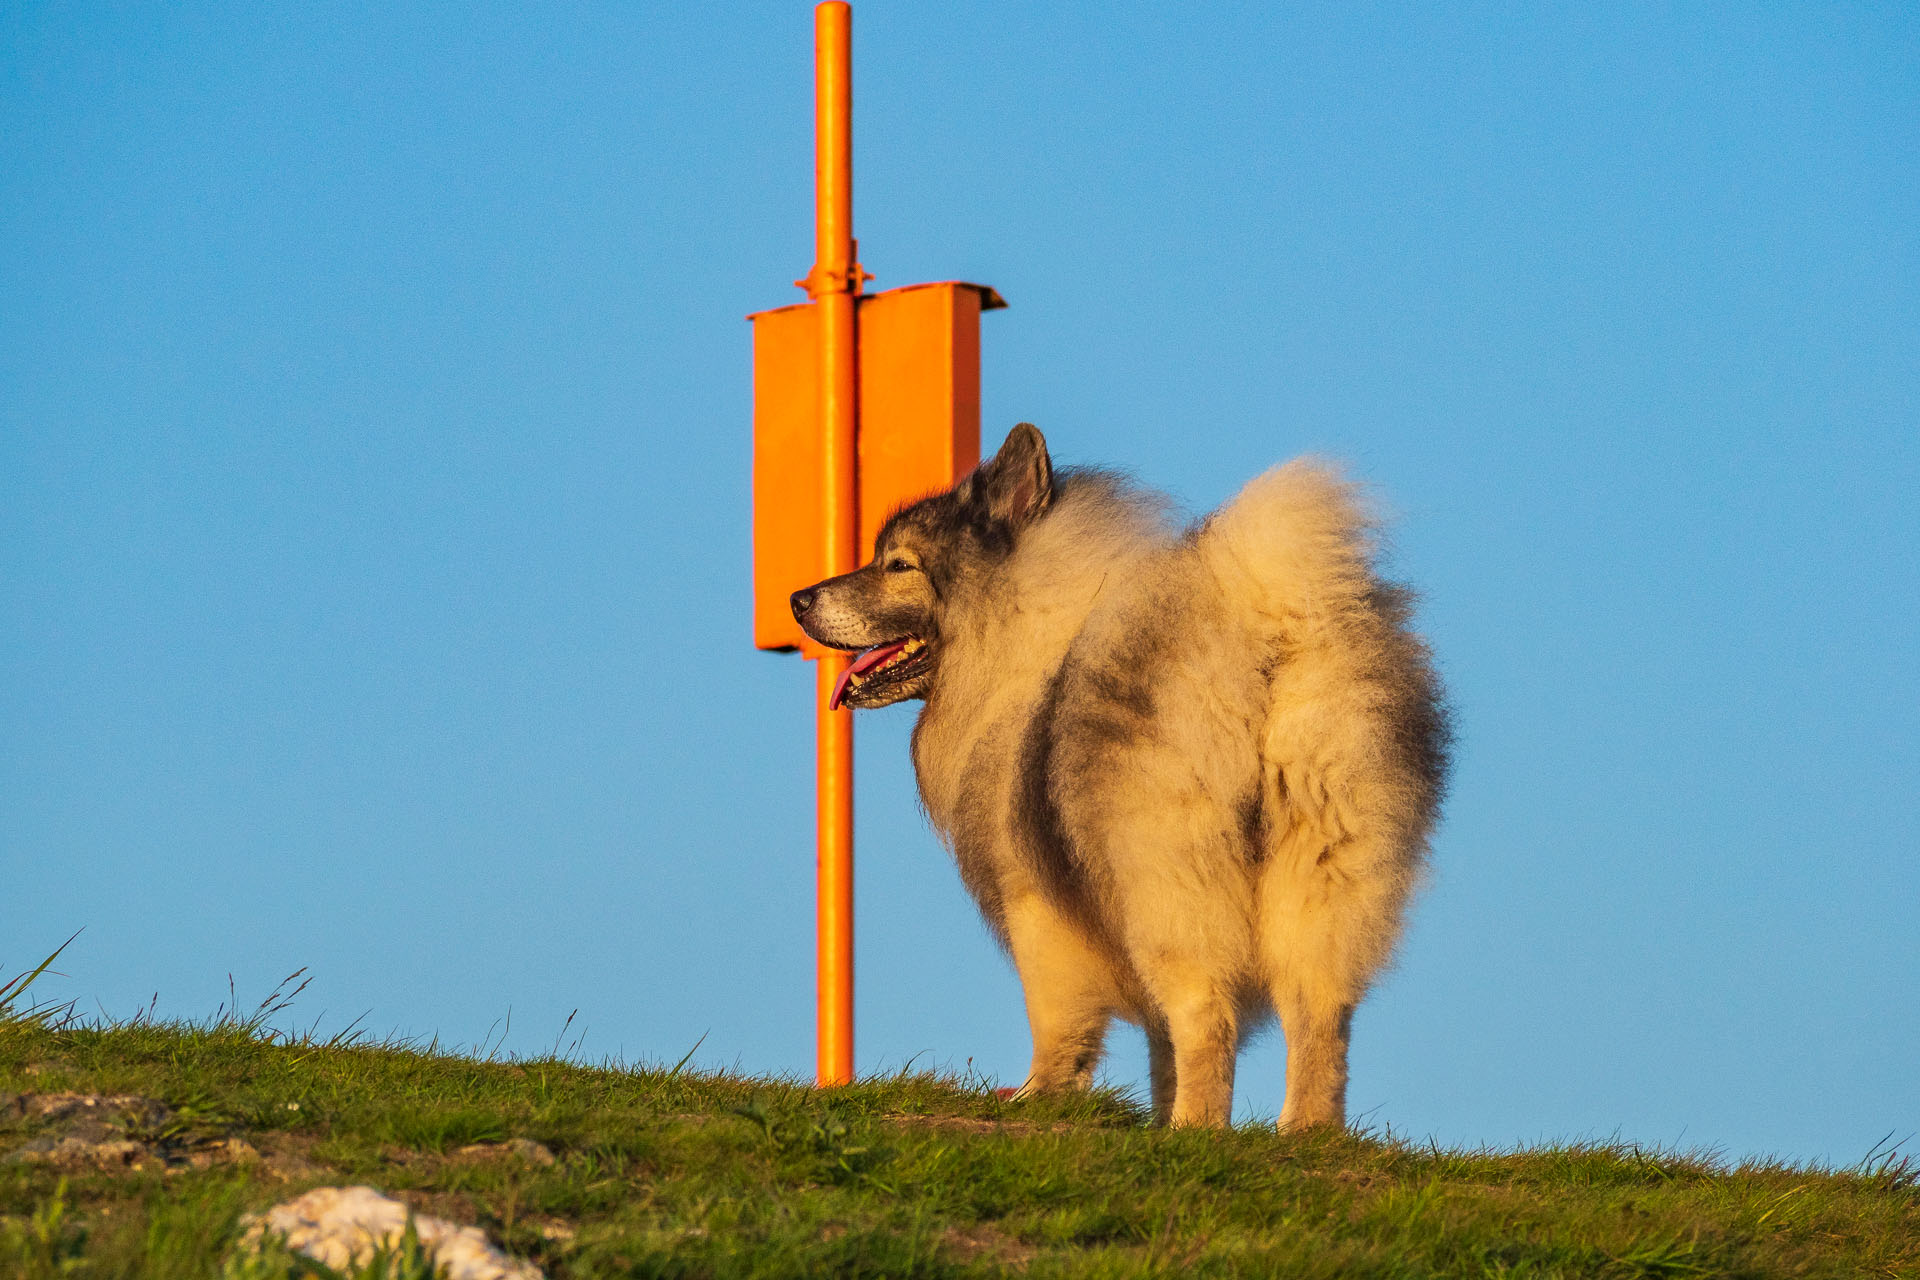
{"left": 2, "top": 968, "right": 1914, "bottom": 1278}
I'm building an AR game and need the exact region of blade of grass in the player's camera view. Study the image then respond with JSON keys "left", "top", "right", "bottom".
{"left": 0, "top": 930, "right": 83, "bottom": 1030}
{"left": 668, "top": 1030, "right": 711, "bottom": 1078}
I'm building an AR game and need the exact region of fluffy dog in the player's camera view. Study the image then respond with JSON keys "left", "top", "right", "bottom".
{"left": 791, "top": 425, "right": 1449, "bottom": 1129}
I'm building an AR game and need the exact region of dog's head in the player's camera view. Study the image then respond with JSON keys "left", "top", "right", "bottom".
{"left": 791, "top": 423, "right": 1054, "bottom": 709}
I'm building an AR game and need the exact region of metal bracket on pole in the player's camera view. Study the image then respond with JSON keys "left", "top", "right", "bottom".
{"left": 797, "top": 242, "right": 872, "bottom": 300}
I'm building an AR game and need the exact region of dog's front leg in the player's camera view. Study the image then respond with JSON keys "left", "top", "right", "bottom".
{"left": 1002, "top": 893, "right": 1112, "bottom": 1096}
{"left": 1145, "top": 1018, "right": 1177, "bottom": 1125}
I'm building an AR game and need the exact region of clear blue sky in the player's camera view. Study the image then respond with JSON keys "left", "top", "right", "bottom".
{"left": 4, "top": 3, "right": 1914, "bottom": 1165}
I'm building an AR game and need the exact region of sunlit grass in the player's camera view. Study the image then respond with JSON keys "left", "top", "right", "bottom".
{"left": 1, "top": 951, "right": 1913, "bottom": 1278}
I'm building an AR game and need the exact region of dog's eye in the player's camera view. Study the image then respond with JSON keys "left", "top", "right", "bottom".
{"left": 886, "top": 558, "right": 917, "bottom": 574}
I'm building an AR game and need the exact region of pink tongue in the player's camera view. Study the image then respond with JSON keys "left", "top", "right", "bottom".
{"left": 829, "top": 639, "right": 911, "bottom": 710}
{"left": 851, "top": 638, "right": 910, "bottom": 675}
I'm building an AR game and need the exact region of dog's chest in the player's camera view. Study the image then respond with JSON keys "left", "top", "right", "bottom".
{"left": 908, "top": 693, "right": 990, "bottom": 844}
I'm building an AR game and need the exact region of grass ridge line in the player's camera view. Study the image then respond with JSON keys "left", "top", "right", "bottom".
{"left": 1, "top": 993, "right": 1914, "bottom": 1277}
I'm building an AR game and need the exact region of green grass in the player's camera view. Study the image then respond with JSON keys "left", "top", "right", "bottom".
{"left": 2, "top": 964, "right": 1914, "bottom": 1278}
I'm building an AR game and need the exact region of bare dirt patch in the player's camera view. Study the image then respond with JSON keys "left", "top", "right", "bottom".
{"left": 2, "top": 1091, "right": 172, "bottom": 1170}
{"left": 455, "top": 1138, "right": 557, "bottom": 1167}
{"left": 943, "top": 1221, "right": 1038, "bottom": 1268}
{"left": 883, "top": 1111, "right": 1077, "bottom": 1137}
{"left": 2, "top": 1092, "right": 272, "bottom": 1175}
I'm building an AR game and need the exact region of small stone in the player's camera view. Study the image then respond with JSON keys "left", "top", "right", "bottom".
{"left": 188, "top": 1138, "right": 261, "bottom": 1170}
{"left": 506, "top": 1138, "right": 555, "bottom": 1165}
{"left": 88, "top": 1138, "right": 146, "bottom": 1166}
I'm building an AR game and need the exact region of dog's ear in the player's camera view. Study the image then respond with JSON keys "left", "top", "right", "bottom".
{"left": 975, "top": 423, "right": 1053, "bottom": 527}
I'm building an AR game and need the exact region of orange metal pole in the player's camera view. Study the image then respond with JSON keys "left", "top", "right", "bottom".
{"left": 807, "top": 0, "right": 858, "bottom": 1088}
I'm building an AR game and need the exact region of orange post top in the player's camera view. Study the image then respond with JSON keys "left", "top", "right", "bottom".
{"left": 809, "top": 0, "right": 858, "bottom": 581}
{"left": 804, "top": 2, "right": 858, "bottom": 302}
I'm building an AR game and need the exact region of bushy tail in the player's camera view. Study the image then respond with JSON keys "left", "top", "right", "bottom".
{"left": 1197, "top": 458, "right": 1380, "bottom": 643}
{"left": 1197, "top": 457, "right": 1445, "bottom": 818}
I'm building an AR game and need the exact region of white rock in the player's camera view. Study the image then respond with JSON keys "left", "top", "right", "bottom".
{"left": 241, "top": 1185, "right": 543, "bottom": 1280}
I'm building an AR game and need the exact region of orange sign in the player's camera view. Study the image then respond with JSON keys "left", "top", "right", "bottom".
{"left": 751, "top": 280, "right": 1005, "bottom": 652}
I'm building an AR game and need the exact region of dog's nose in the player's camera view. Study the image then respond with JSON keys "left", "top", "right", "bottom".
{"left": 790, "top": 588, "right": 816, "bottom": 620}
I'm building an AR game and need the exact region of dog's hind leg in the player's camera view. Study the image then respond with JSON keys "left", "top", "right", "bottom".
{"left": 1271, "top": 978, "right": 1356, "bottom": 1132}
{"left": 1003, "top": 893, "right": 1113, "bottom": 1096}
{"left": 1090, "top": 808, "right": 1251, "bottom": 1127}
{"left": 1259, "top": 812, "right": 1414, "bottom": 1131}
{"left": 1254, "top": 624, "right": 1437, "bottom": 1129}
